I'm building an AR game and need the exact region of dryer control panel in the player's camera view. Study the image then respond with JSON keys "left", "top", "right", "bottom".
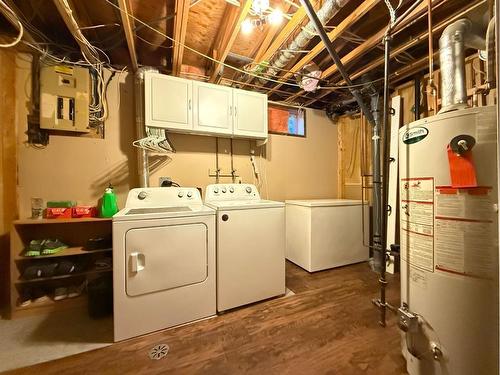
{"left": 205, "top": 184, "right": 260, "bottom": 202}
{"left": 125, "top": 187, "right": 202, "bottom": 208}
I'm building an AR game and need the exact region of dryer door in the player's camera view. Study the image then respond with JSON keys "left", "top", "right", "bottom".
{"left": 125, "top": 223, "right": 208, "bottom": 297}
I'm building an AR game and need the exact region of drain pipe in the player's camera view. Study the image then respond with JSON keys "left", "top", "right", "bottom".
{"left": 134, "top": 67, "right": 158, "bottom": 187}
{"left": 375, "top": 0, "right": 425, "bottom": 327}
{"left": 438, "top": 19, "right": 486, "bottom": 113}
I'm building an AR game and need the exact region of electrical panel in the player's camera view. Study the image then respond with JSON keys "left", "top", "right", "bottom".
{"left": 40, "top": 65, "right": 90, "bottom": 132}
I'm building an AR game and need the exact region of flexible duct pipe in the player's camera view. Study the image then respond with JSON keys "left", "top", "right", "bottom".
{"left": 258, "top": 0, "right": 348, "bottom": 84}
{"left": 134, "top": 67, "right": 158, "bottom": 187}
{"left": 438, "top": 19, "right": 486, "bottom": 113}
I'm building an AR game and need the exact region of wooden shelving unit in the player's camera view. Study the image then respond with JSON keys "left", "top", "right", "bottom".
{"left": 9, "top": 218, "right": 113, "bottom": 318}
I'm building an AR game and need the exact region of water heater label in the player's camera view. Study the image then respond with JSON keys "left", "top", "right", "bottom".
{"left": 434, "top": 187, "right": 496, "bottom": 279}
{"left": 400, "top": 177, "right": 435, "bottom": 272}
{"left": 402, "top": 126, "right": 429, "bottom": 144}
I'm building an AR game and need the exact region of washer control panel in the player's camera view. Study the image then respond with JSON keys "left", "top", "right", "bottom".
{"left": 125, "top": 187, "right": 201, "bottom": 208}
{"left": 205, "top": 183, "right": 260, "bottom": 202}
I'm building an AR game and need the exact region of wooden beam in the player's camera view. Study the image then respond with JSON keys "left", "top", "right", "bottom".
{"left": 340, "top": 0, "right": 486, "bottom": 85}
{"left": 52, "top": 0, "right": 99, "bottom": 63}
{"left": 303, "top": 0, "right": 476, "bottom": 106}
{"left": 293, "top": 0, "right": 439, "bottom": 106}
{"left": 250, "top": 3, "right": 293, "bottom": 64}
{"left": 268, "top": 0, "right": 381, "bottom": 95}
{"left": 172, "top": 0, "right": 190, "bottom": 76}
{"left": 209, "top": 0, "right": 252, "bottom": 83}
{"left": 117, "top": 0, "right": 138, "bottom": 72}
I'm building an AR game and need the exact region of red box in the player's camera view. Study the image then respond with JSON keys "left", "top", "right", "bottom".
{"left": 45, "top": 207, "right": 72, "bottom": 219}
{"left": 72, "top": 206, "right": 97, "bottom": 218}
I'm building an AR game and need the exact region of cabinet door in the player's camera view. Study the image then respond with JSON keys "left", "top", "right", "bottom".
{"left": 233, "top": 89, "right": 268, "bottom": 139}
{"left": 145, "top": 72, "right": 193, "bottom": 130}
{"left": 193, "top": 81, "right": 233, "bottom": 136}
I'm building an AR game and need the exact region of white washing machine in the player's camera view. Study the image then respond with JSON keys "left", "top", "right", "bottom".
{"left": 204, "top": 183, "right": 285, "bottom": 312}
{"left": 113, "top": 187, "right": 216, "bottom": 341}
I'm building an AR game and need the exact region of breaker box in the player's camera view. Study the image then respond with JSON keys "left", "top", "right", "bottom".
{"left": 40, "top": 65, "right": 90, "bottom": 132}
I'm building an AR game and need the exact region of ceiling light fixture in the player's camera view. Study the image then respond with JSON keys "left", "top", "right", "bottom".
{"left": 241, "top": 18, "right": 253, "bottom": 34}
{"left": 251, "top": 0, "right": 269, "bottom": 14}
{"left": 268, "top": 8, "right": 283, "bottom": 25}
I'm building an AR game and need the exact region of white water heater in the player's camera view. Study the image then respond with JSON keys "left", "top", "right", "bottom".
{"left": 398, "top": 105, "right": 498, "bottom": 375}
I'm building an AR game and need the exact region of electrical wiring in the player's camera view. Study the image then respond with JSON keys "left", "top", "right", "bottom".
{"left": 136, "top": 35, "right": 173, "bottom": 50}
{"left": 0, "top": 0, "right": 24, "bottom": 48}
{"left": 102, "top": 0, "right": 301, "bottom": 88}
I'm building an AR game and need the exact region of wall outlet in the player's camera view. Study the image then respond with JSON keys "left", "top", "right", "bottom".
{"left": 159, "top": 177, "right": 172, "bottom": 187}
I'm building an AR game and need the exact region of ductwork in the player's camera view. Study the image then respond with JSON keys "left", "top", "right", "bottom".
{"left": 134, "top": 67, "right": 159, "bottom": 187}
{"left": 258, "top": 0, "right": 348, "bottom": 85}
{"left": 438, "top": 18, "right": 486, "bottom": 113}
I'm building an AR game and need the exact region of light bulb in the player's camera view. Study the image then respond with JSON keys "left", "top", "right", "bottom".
{"left": 241, "top": 19, "right": 253, "bottom": 34}
{"left": 268, "top": 8, "right": 283, "bottom": 25}
{"left": 251, "top": 0, "right": 269, "bottom": 14}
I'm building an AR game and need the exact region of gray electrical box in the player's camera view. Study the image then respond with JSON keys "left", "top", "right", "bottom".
{"left": 39, "top": 65, "right": 90, "bottom": 132}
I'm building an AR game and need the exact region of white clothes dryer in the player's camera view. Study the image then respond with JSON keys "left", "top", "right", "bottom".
{"left": 113, "top": 187, "right": 216, "bottom": 341}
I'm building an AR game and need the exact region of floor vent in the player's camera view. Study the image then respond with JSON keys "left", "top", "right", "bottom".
{"left": 148, "top": 344, "right": 169, "bottom": 360}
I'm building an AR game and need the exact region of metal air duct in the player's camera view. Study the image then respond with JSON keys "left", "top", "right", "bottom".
{"left": 258, "top": 0, "right": 348, "bottom": 84}
{"left": 438, "top": 18, "right": 486, "bottom": 113}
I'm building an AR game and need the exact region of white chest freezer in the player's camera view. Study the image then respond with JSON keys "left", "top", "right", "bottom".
{"left": 285, "top": 199, "right": 368, "bottom": 272}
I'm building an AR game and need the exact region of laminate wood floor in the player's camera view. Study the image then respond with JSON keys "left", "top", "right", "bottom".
{"left": 7, "top": 262, "right": 407, "bottom": 375}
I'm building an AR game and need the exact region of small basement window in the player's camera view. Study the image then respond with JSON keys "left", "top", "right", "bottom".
{"left": 268, "top": 103, "right": 306, "bottom": 137}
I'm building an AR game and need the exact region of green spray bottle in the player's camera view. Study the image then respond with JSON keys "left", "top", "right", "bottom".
{"left": 100, "top": 184, "right": 119, "bottom": 217}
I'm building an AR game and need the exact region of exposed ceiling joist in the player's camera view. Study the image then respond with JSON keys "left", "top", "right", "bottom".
{"left": 267, "top": 0, "right": 381, "bottom": 95}
{"left": 117, "top": 0, "right": 138, "bottom": 72}
{"left": 51, "top": 0, "right": 99, "bottom": 63}
{"left": 172, "top": 0, "right": 190, "bottom": 76}
{"left": 290, "top": 0, "right": 438, "bottom": 105}
{"left": 341, "top": 0, "right": 485, "bottom": 85}
{"left": 209, "top": 0, "right": 252, "bottom": 83}
{"left": 251, "top": 5, "right": 308, "bottom": 70}
{"left": 250, "top": 3, "right": 294, "bottom": 64}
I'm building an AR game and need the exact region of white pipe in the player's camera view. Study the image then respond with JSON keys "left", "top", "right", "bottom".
{"left": 134, "top": 67, "right": 158, "bottom": 187}
{"left": 486, "top": 16, "right": 496, "bottom": 88}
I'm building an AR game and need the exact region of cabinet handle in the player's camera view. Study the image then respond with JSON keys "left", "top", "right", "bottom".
{"left": 234, "top": 106, "right": 237, "bottom": 117}
{"left": 188, "top": 99, "right": 192, "bottom": 110}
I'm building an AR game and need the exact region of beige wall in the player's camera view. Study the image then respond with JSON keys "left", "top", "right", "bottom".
{"left": 15, "top": 56, "right": 338, "bottom": 218}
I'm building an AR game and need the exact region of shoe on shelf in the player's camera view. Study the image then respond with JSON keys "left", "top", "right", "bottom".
{"left": 94, "top": 257, "right": 112, "bottom": 270}
{"left": 56, "top": 260, "right": 77, "bottom": 275}
{"left": 22, "top": 262, "right": 58, "bottom": 280}
{"left": 31, "top": 287, "right": 50, "bottom": 305}
{"left": 23, "top": 240, "right": 45, "bottom": 257}
{"left": 17, "top": 288, "right": 32, "bottom": 307}
{"left": 41, "top": 239, "right": 68, "bottom": 255}
{"left": 68, "top": 282, "right": 86, "bottom": 298}
{"left": 53, "top": 287, "right": 68, "bottom": 301}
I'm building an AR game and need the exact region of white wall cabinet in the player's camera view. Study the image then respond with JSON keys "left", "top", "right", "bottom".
{"left": 193, "top": 81, "right": 233, "bottom": 136}
{"left": 233, "top": 88, "right": 268, "bottom": 138}
{"left": 144, "top": 72, "right": 268, "bottom": 139}
{"left": 145, "top": 73, "right": 193, "bottom": 131}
